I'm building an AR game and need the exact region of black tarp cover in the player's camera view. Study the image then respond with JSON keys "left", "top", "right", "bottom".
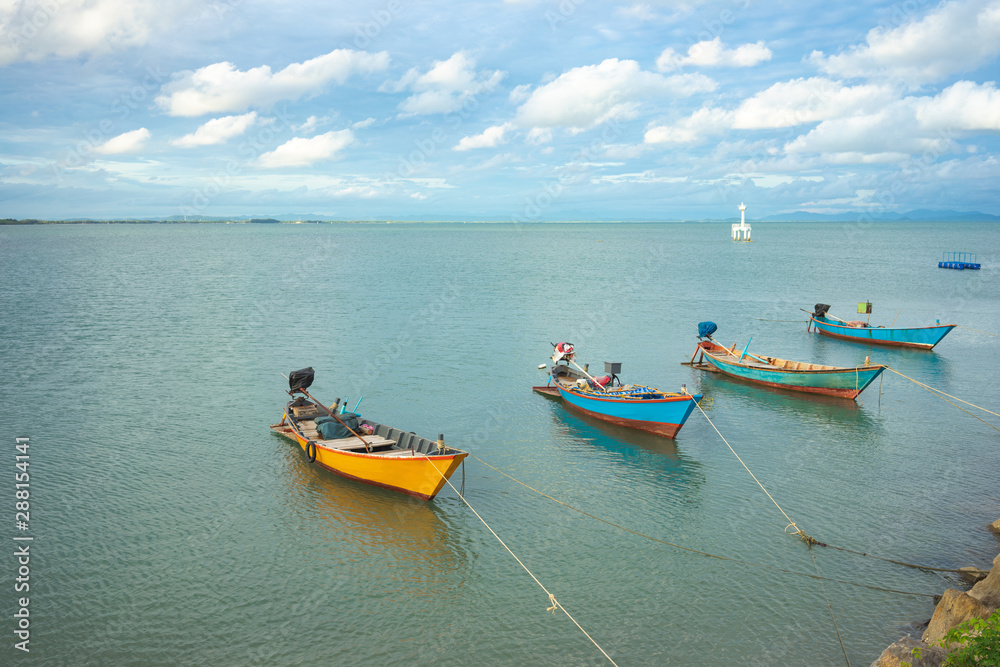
{"left": 288, "top": 367, "right": 315, "bottom": 391}
{"left": 813, "top": 304, "right": 831, "bottom": 317}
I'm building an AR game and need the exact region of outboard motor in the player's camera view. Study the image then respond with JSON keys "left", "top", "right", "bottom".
{"left": 697, "top": 321, "right": 718, "bottom": 340}
{"left": 813, "top": 304, "right": 831, "bottom": 318}
{"left": 288, "top": 367, "right": 315, "bottom": 393}
{"left": 551, "top": 342, "right": 575, "bottom": 364}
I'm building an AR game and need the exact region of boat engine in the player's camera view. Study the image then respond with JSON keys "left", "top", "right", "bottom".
{"left": 551, "top": 342, "right": 575, "bottom": 364}
{"left": 288, "top": 367, "right": 315, "bottom": 392}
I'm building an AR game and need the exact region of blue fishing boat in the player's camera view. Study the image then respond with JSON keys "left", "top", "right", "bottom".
{"left": 688, "top": 323, "right": 885, "bottom": 400}
{"left": 533, "top": 342, "right": 701, "bottom": 438}
{"left": 808, "top": 304, "right": 955, "bottom": 350}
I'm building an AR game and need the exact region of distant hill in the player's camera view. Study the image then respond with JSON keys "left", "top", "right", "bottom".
{"left": 757, "top": 209, "right": 1000, "bottom": 222}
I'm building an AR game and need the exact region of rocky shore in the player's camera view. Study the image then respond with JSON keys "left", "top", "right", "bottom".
{"left": 871, "top": 518, "right": 1000, "bottom": 666}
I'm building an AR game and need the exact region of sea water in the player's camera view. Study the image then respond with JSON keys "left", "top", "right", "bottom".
{"left": 1, "top": 221, "right": 998, "bottom": 665}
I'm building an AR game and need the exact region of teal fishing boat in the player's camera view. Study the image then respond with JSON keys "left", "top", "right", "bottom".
{"left": 688, "top": 322, "right": 885, "bottom": 399}
{"left": 808, "top": 304, "right": 955, "bottom": 350}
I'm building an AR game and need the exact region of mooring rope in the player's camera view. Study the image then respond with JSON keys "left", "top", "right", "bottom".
{"left": 957, "top": 325, "right": 1000, "bottom": 338}
{"left": 699, "top": 400, "right": 848, "bottom": 663}
{"left": 885, "top": 367, "right": 1000, "bottom": 433}
{"left": 821, "top": 543, "right": 971, "bottom": 573}
{"left": 470, "top": 455, "right": 936, "bottom": 598}
{"left": 693, "top": 400, "right": 817, "bottom": 545}
{"left": 423, "top": 457, "right": 619, "bottom": 666}
{"left": 807, "top": 543, "right": 851, "bottom": 667}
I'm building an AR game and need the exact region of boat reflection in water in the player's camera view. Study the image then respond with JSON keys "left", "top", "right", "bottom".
{"left": 536, "top": 391, "right": 705, "bottom": 501}
{"left": 274, "top": 435, "right": 468, "bottom": 599}
{"left": 691, "top": 370, "right": 883, "bottom": 441}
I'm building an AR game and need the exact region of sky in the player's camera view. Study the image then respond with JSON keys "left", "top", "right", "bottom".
{"left": 1, "top": 0, "right": 999, "bottom": 221}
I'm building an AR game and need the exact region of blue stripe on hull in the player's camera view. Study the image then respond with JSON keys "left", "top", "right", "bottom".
{"left": 812, "top": 316, "right": 955, "bottom": 349}
{"left": 554, "top": 384, "right": 700, "bottom": 436}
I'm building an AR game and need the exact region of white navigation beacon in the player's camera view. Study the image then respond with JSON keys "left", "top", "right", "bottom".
{"left": 732, "top": 202, "right": 751, "bottom": 241}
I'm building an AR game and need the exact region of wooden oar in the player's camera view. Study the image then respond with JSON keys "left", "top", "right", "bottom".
{"left": 293, "top": 387, "right": 371, "bottom": 452}
{"left": 568, "top": 359, "right": 611, "bottom": 393}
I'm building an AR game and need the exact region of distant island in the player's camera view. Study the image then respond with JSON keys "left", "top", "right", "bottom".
{"left": 2, "top": 209, "right": 999, "bottom": 224}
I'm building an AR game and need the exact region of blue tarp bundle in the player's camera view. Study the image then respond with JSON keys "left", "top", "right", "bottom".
{"left": 316, "top": 412, "right": 360, "bottom": 439}
{"left": 697, "top": 321, "right": 718, "bottom": 339}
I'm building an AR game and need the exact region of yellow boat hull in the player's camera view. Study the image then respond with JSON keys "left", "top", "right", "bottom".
{"left": 271, "top": 424, "right": 468, "bottom": 500}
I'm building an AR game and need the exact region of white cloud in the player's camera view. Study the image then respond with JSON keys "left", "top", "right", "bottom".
{"left": 645, "top": 78, "right": 896, "bottom": 144}
{"left": 645, "top": 107, "right": 732, "bottom": 144}
{"left": 591, "top": 171, "right": 687, "bottom": 184}
{"left": 526, "top": 127, "right": 553, "bottom": 145}
{"left": 812, "top": 0, "right": 1000, "bottom": 84}
{"left": 618, "top": 4, "right": 659, "bottom": 21}
{"left": 156, "top": 49, "right": 390, "bottom": 117}
{"left": 172, "top": 112, "right": 258, "bottom": 147}
{"left": 602, "top": 144, "right": 648, "bottom": 159}
{"left": 0, "top": 0, "right": 191, "bottom": 65}
{"left": 294, "top": 116, "right": 321, "bottom": 133}
{"left": 95, "top": 128, "right": 151, "bottom": 155}
{"left": 914, "top": 80, "right": 1000, "bottom": 130}
{"left": 257, "top": 130, "right": 356, "bottom": 168}
{"left": 385, "top": 52, "right": 506, "bottom": 116}
{"left": 454, "top": 123, "right": 514, "bottom": 150}
{"left": 731, "top": 78, "right": 895, "bottom": 129}
{"left": 352, "top": 117, "right": 376, "bottom": 129}
{"left": 657, "top": 38, "right": 772, "bottom": 72}
{"left": 508, "top": 84, "right": 532, "bottom": 104}
{"left": 782, "top": 81, "right": 1000, "bottom": 162}
{"left": 515, "top": 58, "right": 716, "bottom": 132}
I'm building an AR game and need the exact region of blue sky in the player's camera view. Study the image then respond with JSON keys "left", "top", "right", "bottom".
{"left": 1, "top": 0, "right": 999, "bottom": 220}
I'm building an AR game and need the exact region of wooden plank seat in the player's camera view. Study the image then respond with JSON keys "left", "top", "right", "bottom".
{"left": 316, "top": 435, "right": 396, "bottom": 451}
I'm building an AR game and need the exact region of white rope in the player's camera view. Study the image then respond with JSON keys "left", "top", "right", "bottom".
{"left": 694, "top": 401, "right": 816, "bottom": 544}
{"left": 423, "top": 456, "right": 619, "bottom": 666}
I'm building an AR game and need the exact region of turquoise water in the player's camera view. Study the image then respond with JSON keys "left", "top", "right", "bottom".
{"left": 1, "top": 221, "right": 998, "bottom": 665}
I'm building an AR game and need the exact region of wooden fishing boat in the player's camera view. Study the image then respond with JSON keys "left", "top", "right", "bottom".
{"left": 269, "top": 368, "right": 467, "bottom": 501}
{"left": 808, "top": 304, "right": 955, "bottom": 350}
{"left": 688, "top": 323, "right": 885, "bottom": 399}
{"left": 533, "top": 342, "right": 701, "bottom": 438}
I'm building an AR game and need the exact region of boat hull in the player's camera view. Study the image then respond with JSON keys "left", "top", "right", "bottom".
{"left": 699, "top": 342, "right": 884, "bottom": 399}
{"left": 810, "top": 316, "right": 955, "bottom": 349}
{"left": 540, "top": 383, "right": 701, "bottom": 438}
{"left": 270, "top": 423, "right": 467, "bottom": 501}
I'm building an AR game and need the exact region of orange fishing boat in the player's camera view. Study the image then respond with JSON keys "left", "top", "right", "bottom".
{"left": 269, "top": 368, "right": 468, "bottom": 501}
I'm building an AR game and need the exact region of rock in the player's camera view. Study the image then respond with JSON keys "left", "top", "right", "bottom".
{"left": 989, "top": 518, "right": 1000, "bottom": 535}
{"left": 922, "top": 588, "right": 992, "bottom": 645}
{"left": 958, "top": 566, "right": 990, "bottom": 584}
{"left": 967, "top": 552, "right": 1000, "bottom": 609}
{"left": 869, "top": 636, "right": 946, "bottom": 667}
